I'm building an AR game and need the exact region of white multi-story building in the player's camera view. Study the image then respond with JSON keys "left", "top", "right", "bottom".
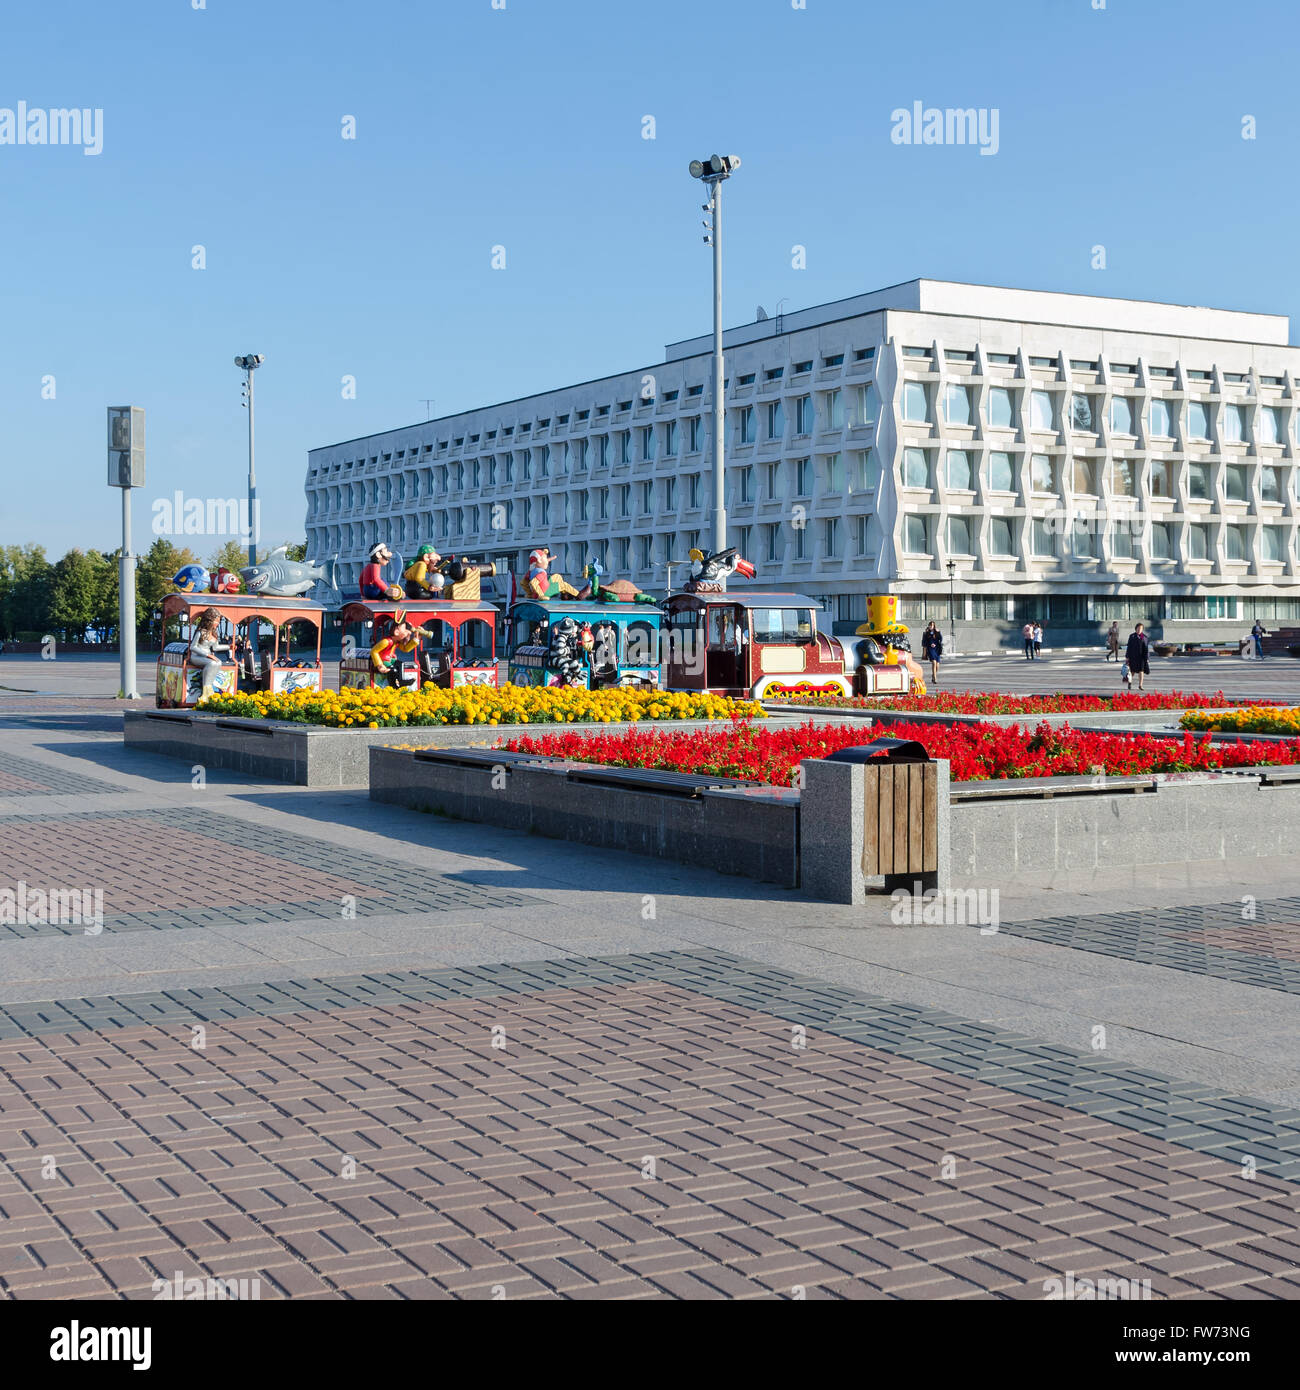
{"left": 306, "top": 279, "right": 1300, "bottom": 638}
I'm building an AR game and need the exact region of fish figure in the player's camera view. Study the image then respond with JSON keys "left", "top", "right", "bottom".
{"left": 240, "top": 547, "right": 339, "bottom": 598}
{"left": 210, "top": 567, "right": 241, "bottom": 594}
{"left": 172, "top": 564, "right": 211, "bottom": 593}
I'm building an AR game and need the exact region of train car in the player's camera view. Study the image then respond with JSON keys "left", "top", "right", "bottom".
{"left": 156, "top": 594, "right": 324, "bottom": 708}
{"left": 663, "top": 591, "right": 912, "bottom": 698}
{"left": 338, "top": 599, "right": 498, "bottom": 690}
{"left": 506, "top": 599, "right": 663, "bottom": 689}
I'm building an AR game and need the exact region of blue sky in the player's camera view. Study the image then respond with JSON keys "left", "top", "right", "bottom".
{"left": 3, "top": 0, "right": 1297, "bottom": 558}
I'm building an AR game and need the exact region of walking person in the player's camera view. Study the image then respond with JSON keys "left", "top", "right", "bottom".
{"left": 1022, "top": 620, "right": 1035, "bottom": 660}
{"left": 921, "top": 621, "right": 943, "bottom": 685}
{"left": 1106, "top": 620, "right": 1120, "bottom": 662}
{"left": 1125, "top": 621, "right": 1151, "bottom": 693}
{"left": 1252, "top": 619, "right": 1267, "bottom": 661}
{"left": 1032, "top": 621, "right": 1043, "bottom": 659}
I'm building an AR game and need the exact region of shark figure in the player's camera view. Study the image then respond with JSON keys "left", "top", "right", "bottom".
{"left": 240, "top": 547, "right": 340, "bottom": 598}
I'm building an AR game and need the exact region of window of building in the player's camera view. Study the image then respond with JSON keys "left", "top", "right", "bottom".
{"left": 765, "top": 462, "right": 779, "bottom": 499}
{"left": 663, "top": 477, "right": 676, "bottom": 509}
{"left": 1225, "top": 465, "right": 1248, "bottom": 501}
{"left": 767, "top": 400, "right": 786, "bottom": 439}
{"left": 688, "top": 417, "right": 702, "bottom": 452}
{"left": 738, "top": 406, "right": 755, "bottom": 444}
{"left": 855, "top": 347, "right": 876, "bottom": 361}
{"left": 845, "top": 383, "right": 874, "bottom": 429}
{"left": 736, "top": 526, "right": 751, "bottom": 559}
{"left": 539, "top": 496, "right": 550, "bottom": 525}
{"left": 598, "top": 487, "right": 608, "bottom": 519}
{"left": 852, "top": 450, "right": 879, "bottom": 491}
{"left": 1262, "top": 467, "right": 1282, "bottom": 503}
{"left": 619, "top": 484, "right": 630, "bottom": 517}
{"left": 640, "top": 480, "right": 653, "bottom": 513}
{"left": 1188, "top": 462, "right": 1211, "bottom": 499}
{"left": 1109, "top": 459, "right": 1135, "bottom": 496}
{"left": 1262, "top": 527, "right": 1286, "bottom": 562}
{"left": 665, "top": 420, "right": 678, "bottom": 457}
{"left": 1031, "top": 520, "right": 1054, "bottom": 557}
{"left": 987, "top": 387, "right": 1015, "bottom": 429}
{"left": 1223, "top": 403, "right": 1247, "bottom": 444}
{"left": 1187, "top": 523, "right": 1209, "bottom": 560}
{"left": 825, "top": 389, "right": 843, "bottom": 429}
{"left": 618, "top": 430, "right": 631, "bottom": 464}
{"left": 1225, "top": 526, "right": 1247, "bottom": 561}
{"left": 824, "top": 353, "right": 844, "bottom": 368}
{"left": 1108, "top": 397, "right": 1135, "bottom": 434}
{"left": 825, "top": 454, "right": 843, "bottom": 491}
{"left": 538, "top": 446, "right": 550, "bottom": 478}
{"left": 736, "top": 465, "right": 752, "bottom": 504}
{"left": 738, "top": 373, "right": 755, "bottom": 386}
{"left": 903, "top": 448, "right": 929, "bottom": 489}
{"left": 1150, "top": 459, "right": 1172, "bottom": 497}
{"left": 944, "top": 384, "right": 973, "bottom": 426}
{"left": 947, "top": 516, "right": 972, "bottom": 554}
{"left": 824, "top": 517, "right": 839, "bottom": 555}
{"left": 902, "top": 382, "right": 929, "bottom": 423}
{"left": 641, "top": 426, "right": 656, "bottom": 460}
{"left": 1110, "top": 521, "right": 1134, "bottom": 559}
{"left": 1070, "top": 394, "right": 1096, "bottom": 431}
{"left": 557, "top": 443, "right": 569, "bottom": 474}
{"left": 764, "top": 523, "right": 780, "bottom": 562}
{"left": 596, "top": 436, "right": 608, "bottom": 468}
{"left": 989, "top": 517, "right": 1015, "bottom": 555}
{"left": 1030, "top": 454, "right": 1056, "bottom": 494}
{"left": 945, "top": 450, "right": 973, "bottom": 490}
{"left": 1187, "top": 401, "right": 1211, "bottom": 440}
{"left": 1030, "top": 391, "right": 1054, "bottom": 431}
{"left": 793, "top": 359, "right": 812, "bottom": 375}
{"left": 854, "top": 514, "right": 870, "bottom": 555}
{"left": 1150, "top": 522, "right": 1172, "bottom": 559}
{"left": 1071, "top": 519, "right": 1096, "bottom": 558}
{"left": 1149, "top": 399, "right": 1173, "bottom": 437}
{"left": 903, "top": 514, "right": 930, "bottom": 554}
{"left": 1072, "top": 458, "right": 1097, "bottom": 495}
{"left": 765, "top": 367, "right": 784, "bottom": 381}
{"left": 794, "top": 395, "right": 813, "bottom": 434}
{"left": 986, "top": 451, "right": 1013, "bottom": 492}
{"left": 687, "top": 474, "right": 700, "bottom": 508}
{"left": 795, "top": 458, "right": 811, "bottom": 495}
{"left": 616, "top": 537, "right": 630, "bottom": 569}
{"left": 1259, "top": 406, "right": 1282, "bottom": 445}
{"left": 639, "top": 534, "right": 653, "bottom": 569}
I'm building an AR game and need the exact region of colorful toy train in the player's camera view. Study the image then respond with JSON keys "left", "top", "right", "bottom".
{"left": 161, "top": 543, "right": 917, "bottom": 704}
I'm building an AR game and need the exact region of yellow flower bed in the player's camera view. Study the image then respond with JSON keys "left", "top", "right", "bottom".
{"left": 1180, "top": 705, "right": 1300, "bottom": 736}
{"left": 197, "top": 683, "right": 763, "bottom": 729}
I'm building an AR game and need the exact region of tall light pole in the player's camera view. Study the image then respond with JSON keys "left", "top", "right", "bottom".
{"left": 689, "top": 154, "right": 741, "bottom": 559}
{"left": 946, "top": 558, "right": 958, "bottom": 651}
{"left": 234, "top": 354, "right": 264, "bottom": 566}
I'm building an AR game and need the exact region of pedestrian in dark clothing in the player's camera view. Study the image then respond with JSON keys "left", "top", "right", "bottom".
{"left": 1021, "top": 621, "right": 1034, "bottom": 660}
{"left": 1125, "top": 622, "right": 1151, "bottom": 692}
{"left": 921, "top": 621, "right": 943, "bottom": 684}
{"left": 1252, "top": 620, "right": 1266, "bottom": 660}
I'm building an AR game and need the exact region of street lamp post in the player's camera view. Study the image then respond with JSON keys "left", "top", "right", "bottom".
{"left": 946, "top": 558, "right": 958, "bottom": 653}
{"left": 234, "top": 354, "right": 264, "bottom": 567}
{"left": 688, "top": 154, "right": 741, "bottom": 559}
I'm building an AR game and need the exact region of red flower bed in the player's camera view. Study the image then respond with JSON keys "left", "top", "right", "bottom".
{"left": 503, "top": 719, "right": 1300, "bottom": 785}
{"left": 764, "top": 690, "right": 1255, "bottom": 715}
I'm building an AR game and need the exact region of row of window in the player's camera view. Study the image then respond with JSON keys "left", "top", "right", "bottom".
{"left": 886, "top": 593, "right": 1300, "bottom": 624}
{"left": 904, "top": 450, "right": 1292, "bottom": 503}
{"left": 905, "top": 514, "right": 1293, "bottom": 563}
{"left": 910, "top": 382, "right": 1294, "bottom": 444}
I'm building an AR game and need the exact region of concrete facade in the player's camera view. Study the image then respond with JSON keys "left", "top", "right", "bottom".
{"left": 306, "top": 279, "right": 1300, "bottom": 640}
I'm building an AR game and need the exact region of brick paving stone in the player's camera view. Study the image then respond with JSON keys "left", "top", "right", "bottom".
{"left": 0, "top": 954, "right": 1298, "bottom": 1301}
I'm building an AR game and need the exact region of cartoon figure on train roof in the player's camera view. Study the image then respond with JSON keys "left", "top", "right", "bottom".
{"left": 240, "top": 547, "right": 339, "bottom": 599}
{"left": 171, "top": 564, "right": 211, "bottom": 594}
{"left": 857, "top": 594, "right": 926, "bottom": 690}
{"left": 577, "top": 557, "right": 656, "bottom": 605}
{"left": 358, "top": 542, "right": 405, "bottom": 601}
{"left": 683, "top": 547, "right": 756, "bottom": 594}
{"left": 525, "top": 548, "right": 579, "bottom": 600}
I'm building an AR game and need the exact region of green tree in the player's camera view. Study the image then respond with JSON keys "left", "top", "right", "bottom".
{"left": 207, "top": 539, "right": 249, "bottom": 576}
{"left": 0, "top": 545, "right": 53, "bottom": 638}
{"left": 50, "top": 549, "right": 101, "bottom": 642}
{"left": 136, "top": 538, "right": 199, "bottom": 644}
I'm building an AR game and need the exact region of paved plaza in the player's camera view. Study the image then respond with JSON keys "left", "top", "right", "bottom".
{"left": 0, "top": 653, "right": 1298, "bottom": 1301}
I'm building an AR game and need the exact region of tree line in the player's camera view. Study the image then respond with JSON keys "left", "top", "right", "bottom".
{"left": 0, "top": 539, "right": 305, "bottom": 644}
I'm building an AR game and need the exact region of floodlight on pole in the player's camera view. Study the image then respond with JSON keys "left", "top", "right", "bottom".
{"left": 687, "top": 153, "right": 741, "bottom": 560}
{"left": 234, "top": 354, "right": 264, "bottom": 566}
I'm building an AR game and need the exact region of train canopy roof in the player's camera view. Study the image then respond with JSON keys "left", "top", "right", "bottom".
{"left": 666, "top": 591, "right": 822, "bottom": 610}
{"left": 339, "top": 599, "right": 497, "bottom": 628}
{"left": 160, "top": 593, "right": 324, "bottom": 627}
{"left": 508, "top": 599, "right": 663, "bottom": 622}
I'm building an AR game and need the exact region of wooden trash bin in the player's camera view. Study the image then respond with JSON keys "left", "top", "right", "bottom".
{"left": 862, "top": 761, "right": 940, "bottom": 881}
